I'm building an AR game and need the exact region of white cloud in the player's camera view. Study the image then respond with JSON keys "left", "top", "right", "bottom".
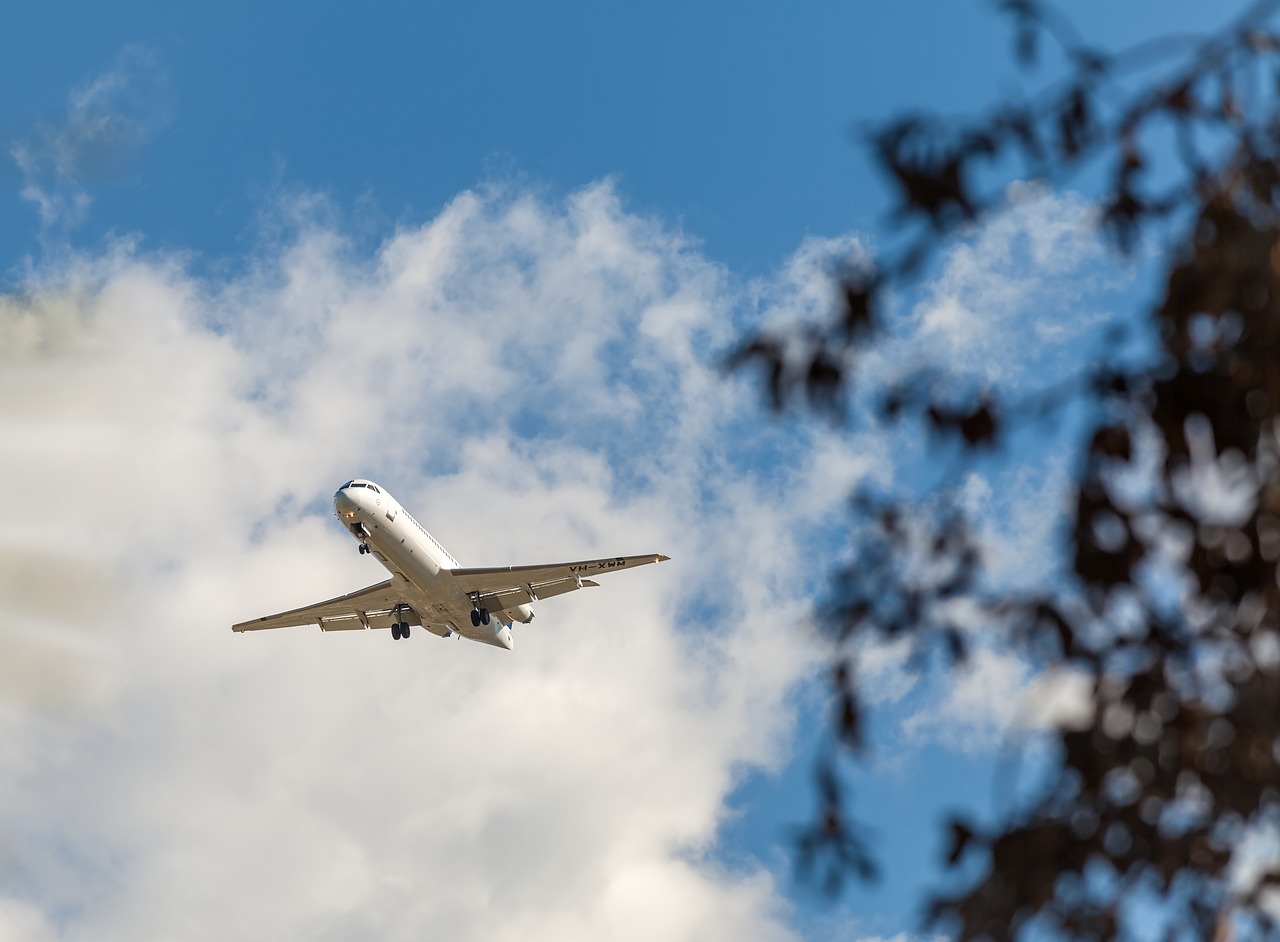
{"left": 900, "top": 647, "right": 1031, "bottom": 751}
{"left": 836, "top": 456, "right": 1086, "bottom": 748}
{"left": 10, "top": 46, "right": 170, "bottom": 236}
{"left": 0, "top": 180, "right": 870, "bottom": 941}
{"left": 811, "top": 185, "right": 1133, "bottom": 761}
{"left": 753, "top": 232, "right": 872, "bottom": 333}
{"left": 963, "top": 458, "right": 1074, "bottom": 593}
{"left": 861, "top": 459, "right": 1094, "bottom": 756}
{"left": 899, "top": 648, "right": 1091, "bottom": 754}
{"left": 1229, "top": 821, "right": 1280, "bottom": 920}
{"left": 901, "top": 183, "right": 1113, "bottom": 387}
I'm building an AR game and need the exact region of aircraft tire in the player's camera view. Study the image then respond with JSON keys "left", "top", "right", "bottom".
{"left": 400, "top": 622, "right": 410, "bottom": 638}
{"left": 480, "top": 608, "right": 490, "bottom": 626}
{"left": 392, "top": 622, "right": 402, "bottom": 640}
{"left": 470, "top": 609, "right": 480, "bottom": 627}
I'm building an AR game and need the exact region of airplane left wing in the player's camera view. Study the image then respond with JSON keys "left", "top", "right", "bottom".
{"left": 232, "top": 578, "right": 419, "bottom": 633}
{"left": 450, "top": 553, "right": 669, "bottom": 611}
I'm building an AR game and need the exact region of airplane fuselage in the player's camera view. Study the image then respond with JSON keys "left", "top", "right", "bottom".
{"left": 334, "top": 480, "right": 522, "bottom": 648}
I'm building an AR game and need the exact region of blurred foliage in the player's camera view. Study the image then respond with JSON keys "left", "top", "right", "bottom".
{"left": 732, "top": 2, "right": 1280, "bottom": 939}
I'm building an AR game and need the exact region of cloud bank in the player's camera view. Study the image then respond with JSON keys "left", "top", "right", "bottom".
{"left": 0, "top": 164, "right": 1132, "bottom": 939}
{"left": 0, "top": 180, "right": 871, "bottom": 942}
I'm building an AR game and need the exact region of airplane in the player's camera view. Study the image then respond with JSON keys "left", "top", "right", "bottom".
{"left": 232, "top": 480, "right": 670, "bottom": 650}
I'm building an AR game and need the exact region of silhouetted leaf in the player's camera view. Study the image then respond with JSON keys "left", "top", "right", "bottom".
{"left": 1090, "top": 424, "right": 1132, "bottom": 462}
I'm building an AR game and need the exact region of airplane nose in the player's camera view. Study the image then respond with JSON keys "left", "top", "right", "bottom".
{"left": 334, "top": 491, "right": 358, "bottom": 518}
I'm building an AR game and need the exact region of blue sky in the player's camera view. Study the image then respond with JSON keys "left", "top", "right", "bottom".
{"left": 0, "top": 3, "right": 1256, "bottom": 941}
{"left": 1, "top": 1, "right": 1235, "bottom": 277}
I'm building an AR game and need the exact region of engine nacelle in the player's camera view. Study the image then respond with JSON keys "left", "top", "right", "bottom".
{"left": 509, "top": 603, "right": 534, "bottom": 624}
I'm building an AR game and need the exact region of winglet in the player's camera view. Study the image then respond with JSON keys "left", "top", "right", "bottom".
{"left": 657, "top": 554, "right": 670, "bottom": 562}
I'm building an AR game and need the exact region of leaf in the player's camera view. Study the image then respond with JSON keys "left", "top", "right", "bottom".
{"left": 945, "top": 817, "right": 978, "bottom": 867}
{"left": 838, "top": 276, "right": 879, "bottom": 340}
{"left": 958, "top": 401, "right": 997, "bottom": 446}
{"left": 1058, "top": 86, "right": 1091, "bottom": 157}
{"left": 1090, "top": 424, "right": 1132, "bottom": 462}
{"left": 805, "top": 350, "right": 845, "bottom": 416}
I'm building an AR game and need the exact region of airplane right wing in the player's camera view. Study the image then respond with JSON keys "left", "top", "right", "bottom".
{"left": 231, "top": 578, "right": 420, "bottom": 633}
{"left": 449, "top": 553, "right": 669, "bottom": 612}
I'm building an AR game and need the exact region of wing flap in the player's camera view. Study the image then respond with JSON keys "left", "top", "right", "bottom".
{"left": 480, "top": 577, "right": 603, "bottom": 612}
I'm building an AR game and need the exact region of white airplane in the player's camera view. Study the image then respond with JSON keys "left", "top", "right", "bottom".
{"left": 232, "top": 480, "right": 669, "bottom": 650}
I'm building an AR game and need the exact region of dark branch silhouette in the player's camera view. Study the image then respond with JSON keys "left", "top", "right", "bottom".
{"left": 732, "top": 3, "right": 1280, "bottom": 939}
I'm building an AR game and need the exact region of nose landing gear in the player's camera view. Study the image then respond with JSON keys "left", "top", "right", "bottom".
{"left": 353, "top": 523, "right": 371, "bottom": 554}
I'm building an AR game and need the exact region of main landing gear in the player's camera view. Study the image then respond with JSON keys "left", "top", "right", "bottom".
{"left": 358, "top": 543, "right": 371, "bottom": 555}
{"left": 470, "top": 607, "right": 491, "bottom": 627}
{"left": 390, "top": 604, "right": 411, "bottom": 640}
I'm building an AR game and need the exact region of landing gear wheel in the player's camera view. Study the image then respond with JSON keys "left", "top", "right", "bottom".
{"left": 470, "top": 609, "right": 481, "bottom": 628}
{"left": 399, "top": 622, "right": 410, "bottom": 638}
{"left": 480, "top": 608, "right": 491, "bottom": 626}
{"left": 392, "top": 622, "right": 402, "bottom": 640}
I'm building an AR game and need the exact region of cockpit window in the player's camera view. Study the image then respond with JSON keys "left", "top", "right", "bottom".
{"left": 341, "top": 480, "right": 355, "bottom": 489}
{"left": 351, "top": 482, "right": 367, "bottom": 488}
{"left": 368, "top": 485, "right": 380, "bottom": 493}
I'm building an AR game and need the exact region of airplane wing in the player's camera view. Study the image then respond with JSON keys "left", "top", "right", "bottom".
{"left": 231, "top": 578, "right": 420, "bottom": 633}
{"left": 450, "top": 553, "right": 669, "bottom": 611}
